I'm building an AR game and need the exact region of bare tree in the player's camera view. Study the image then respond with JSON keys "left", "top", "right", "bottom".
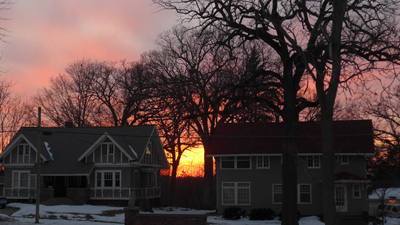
{"left": 144, "top": 26, "right": 277, "bottom": 208}
{"left": 34, "top": 60, "right": 102, "bottom": 127}
{"left": 154, "top": 1, "right": 400, "bottom": 223}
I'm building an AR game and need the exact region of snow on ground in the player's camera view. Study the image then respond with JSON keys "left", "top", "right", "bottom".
{"left": 0, "top": 203, "right": 326, "bottom": 225}
{"left": 369, "top": 187, "right": 400, "bottom": 199}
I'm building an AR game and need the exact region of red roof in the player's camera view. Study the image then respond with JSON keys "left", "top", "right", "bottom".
{"left": 208, "top": 120, "right": 374, "bottom": 155}
{"left": 335, "top": 172, "right": 368, "bottom": 181}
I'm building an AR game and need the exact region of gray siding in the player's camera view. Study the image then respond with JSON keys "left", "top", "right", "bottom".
{"left": 215, "top": 155, "right": 369, "bottom": 216}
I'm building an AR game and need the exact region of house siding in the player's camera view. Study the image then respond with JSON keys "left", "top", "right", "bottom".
{"left": 215, "top": 155, "right": 368, "bottom": 216}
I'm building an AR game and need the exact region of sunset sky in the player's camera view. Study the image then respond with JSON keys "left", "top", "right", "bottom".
{"left": 0, "top": 0, "right": 178, "bottom": 96}
{"left": 0, "top": 0, "right": 204, "bottom": 174}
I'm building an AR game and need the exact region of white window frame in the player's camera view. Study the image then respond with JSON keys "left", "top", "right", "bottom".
{"left": 307, "top": 155, "right": 321, "bottom": 168}
{"left": 353, "top": 184, "right": 361, "bottom": 199}
{"left": 222, "top": 182, "right": 250, "bottom": 205}
{"left": 13, "top": 170, "right": 31, "bottom": 188}
{"left": 256, "top": 156, "right": 270, "bottom": 169}
{"left": 101, "top": 142, "right": 115, "bottom": 163}
{"left": 17, "top": 144, "right": 31, "bottom": 164}
{"left": 272, "top": 184, "right": 282, "bottom": 204}
{"left": 298, "top": 184, "right": 312, "bottom": 204}
{"left": 95, "top": 170, "right": 121, "bottom": 188}
{"left": 220, "top": 156, "right": 251, "bottom": 169}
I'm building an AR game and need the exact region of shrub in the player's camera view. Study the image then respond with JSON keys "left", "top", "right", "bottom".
{"left": 223, "top": 207, "right": 246, "bottom": 220}
{"left": 249, "top": 208, "right": 275, "bottom": 220}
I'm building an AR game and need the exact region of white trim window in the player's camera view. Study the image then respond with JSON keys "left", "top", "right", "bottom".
{"left": 353, "top": 184, "right": 361, "bottom": 199}
{"left": 222, "top": 182, "right": 250, "bottom": 205}
{"left": 96, "top": 171, "right": 121, "bottom": 188}
{"left": 257, "top": 156, "right": 270, "bottom": 169}
{"left": 18, "top": 144, "right": 31, "bottom": 164}
{"left": 101, "top": 142, "right": 115, "bottom": 163}
{"left": 307, "top": 155, "right": 320, "bottom": 168}
{"left": 13, "top": 171, "right": 31, "bottom": 188}
{"left": 273, "top": 184, "right": 283, "bottom": 204}
{"left": 220, "top": 156, "right": 251, "bottom": 169}
{"left": 298, "top": 184, "right": 312, "bottom": 204}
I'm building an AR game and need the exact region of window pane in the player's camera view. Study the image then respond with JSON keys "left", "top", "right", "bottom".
{"left": 96, "top": 173, "right": 102, "bottom": 187}
{"left": 238, "top": 188, "right": 250, "bottom": 204}
{"left": 299, "top": 185, "right": 311, "bottom": 203}
{"left": 257, "top": 156, "right": 269, "bottom": 168}
{"left": 221, "top": 157, "right": 235, "bottom": 168}
{"left": 13, "top": 172, "right": 18, "bottom": 188}
{"left": 222, "top": 189, "right": 235, "bottom": 205}
{"left": 115, "top": 172, "right": 120, "bottom": 187}
{"left": 20, "top": 173, "right": 29, "bottom": 187}
{"left": 104, "top": 172, "right": 113, "bottom": 187}
{"left": 273, "top": 185, "right": 282, "bottom": 203}
{"left": 237, "top": 156, "right": 250, "bottom": 168}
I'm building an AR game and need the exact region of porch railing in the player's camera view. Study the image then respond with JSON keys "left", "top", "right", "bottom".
{"left": 90, "top": 187, "right": 161, "bottom": 200}
{"left": 4, "top": 188, "right": 36, "bottom": 199}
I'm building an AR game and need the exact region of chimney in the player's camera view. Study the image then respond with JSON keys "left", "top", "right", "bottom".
{"left": 64, "top": 121, "right": 75, "bottom": 128}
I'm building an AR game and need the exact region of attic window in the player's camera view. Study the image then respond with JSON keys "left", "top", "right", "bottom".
{"left": 101, "top": 142, "right": 115, "bottom": 163}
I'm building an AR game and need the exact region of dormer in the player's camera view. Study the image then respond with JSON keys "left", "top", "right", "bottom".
{"left": 0, "top": 134, "right": 46, "bottom": 165}
{"left": 78, "top": 133, "right": 135, "bottom": 164}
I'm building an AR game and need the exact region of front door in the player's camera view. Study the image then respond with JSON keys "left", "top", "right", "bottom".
{"left": 335, "top": 185, "right": 348, "bottom": 212}
{"left": 54, "top": 176, "right": 67, "bottom": 197}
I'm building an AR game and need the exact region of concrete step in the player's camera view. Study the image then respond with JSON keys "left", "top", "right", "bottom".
{"left": 42, "top": 197, "right": 80, "bottom": 206}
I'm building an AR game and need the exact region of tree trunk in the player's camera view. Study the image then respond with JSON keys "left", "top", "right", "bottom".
{"left": 320, "top": 111, "right": 338, "bottom": 225}
{"left": 281, "top": 71, "right": 299, "bottom": 225}
{"left": 319, "top": 1, "right": 346, "bottom": 224}
{"left": 202, "top": 136, "right": 214, "bottom": 209}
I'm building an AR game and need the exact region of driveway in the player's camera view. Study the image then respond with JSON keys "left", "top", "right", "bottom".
{"left": 0, "top": 206, "right": 19, "bottom": 216}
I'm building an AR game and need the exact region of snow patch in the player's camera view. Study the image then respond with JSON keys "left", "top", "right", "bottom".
{"left": 44, "top": 142, "right": 54, "bottom": 160}
{"left": 129, "top": 145, "right": 138, "bottom": 159}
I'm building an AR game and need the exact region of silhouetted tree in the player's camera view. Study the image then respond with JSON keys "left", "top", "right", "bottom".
{"left": 144, "top": 26, "right": 277, "bottom": 208}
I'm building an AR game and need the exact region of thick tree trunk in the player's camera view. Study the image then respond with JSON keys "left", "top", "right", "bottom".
{"left": 281, "top": 71, "right": 299, "bottom": 225}
{"left": 320, "top": 111, "right": 338, "bottom": 225}
{"left": 202, "top": 137, "right": 214, "bottom": 209}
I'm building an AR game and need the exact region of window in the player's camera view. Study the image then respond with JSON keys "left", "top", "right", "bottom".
{"left": 18, "top": 144, "right": 31, "bottom": 163}
{"left": 257, "top": 156, "right": 270, "bottom": 168}
{"left": 101, "top": 142, "right": 115, "bottom": 163}
{"left": 307, "top": 155, "right": 320, "bottom": 168}
{"left": 273, "top": 184, "right": 312, "bottom": 204}
{"left": 222, "top": 182, "right": 250, "bottom": 205}
{"left": 220, "top": 156, "right": 251, "bottom": 169}
{"left": 236, "top": 156, "right": 251, "bottom": 168}
{"left": 298, "top": 184, "right": 312, "bottom": 204}
{"left": 13, "top": 171, "right": 31, "bottom": 188}
{"left": 353, "top": 184, "right": 361, "bottom": 198}
{"left": 273, "top": 184, "right": 283, "bottom": 204}
{"left": 96, "top": 171, "right": 121, "bottom": 188}
{"left": 221, "top": 157, "right": 235, "bottom": 169}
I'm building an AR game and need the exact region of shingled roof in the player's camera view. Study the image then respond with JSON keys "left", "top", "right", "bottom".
{"left": 2, "top": 125, "right": 169, "bottom": 175}
{"left": 208, "top": 120, "right": 374, "bottom": 156}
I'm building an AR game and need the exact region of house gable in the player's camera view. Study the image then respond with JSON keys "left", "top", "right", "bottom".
{"left": 138, "top": 127, "right": 169, "bottom": 169}
{"left": 78, "top": 133, "right": 134, "bottom": 163}
{"left": 0, "top": 134, "right": 46, "bottom": 165}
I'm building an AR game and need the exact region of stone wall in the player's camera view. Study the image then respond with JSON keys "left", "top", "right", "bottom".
{"left": 124, "top": 208, "right": 207, "bottom": 225}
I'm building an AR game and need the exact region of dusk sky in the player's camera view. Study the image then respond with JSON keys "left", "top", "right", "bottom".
{"left": 0, "top": 0, "right": 178, "bottom": 96}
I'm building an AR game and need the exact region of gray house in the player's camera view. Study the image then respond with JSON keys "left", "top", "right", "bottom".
{"left": 209, "top": 120, "right": 374, "bottom": 216}
{"left": 0, "top": 125, "right": 169, "bottom": 205}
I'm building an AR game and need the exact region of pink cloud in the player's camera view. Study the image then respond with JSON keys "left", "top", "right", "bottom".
{"left": 0, "top": 0, "right": 178, "bottom": 96}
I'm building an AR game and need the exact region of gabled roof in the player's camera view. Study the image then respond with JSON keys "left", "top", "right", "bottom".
{"left": 1, "top": 125, "right": 169, "bottom": 174}
{"left": 208, "top": 120, "right": 374, "bottom": 156}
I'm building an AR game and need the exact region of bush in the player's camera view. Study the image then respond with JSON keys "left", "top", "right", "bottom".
{"left": 223, "top": 207, "right": 246, "bottom": 220}
{"left": 249, "top": 208, "right": 275, "bottom": 220}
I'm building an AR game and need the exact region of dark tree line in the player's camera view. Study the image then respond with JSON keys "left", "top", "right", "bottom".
{"left": 33, "top": 26, "right": 280, "bottom": 201}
